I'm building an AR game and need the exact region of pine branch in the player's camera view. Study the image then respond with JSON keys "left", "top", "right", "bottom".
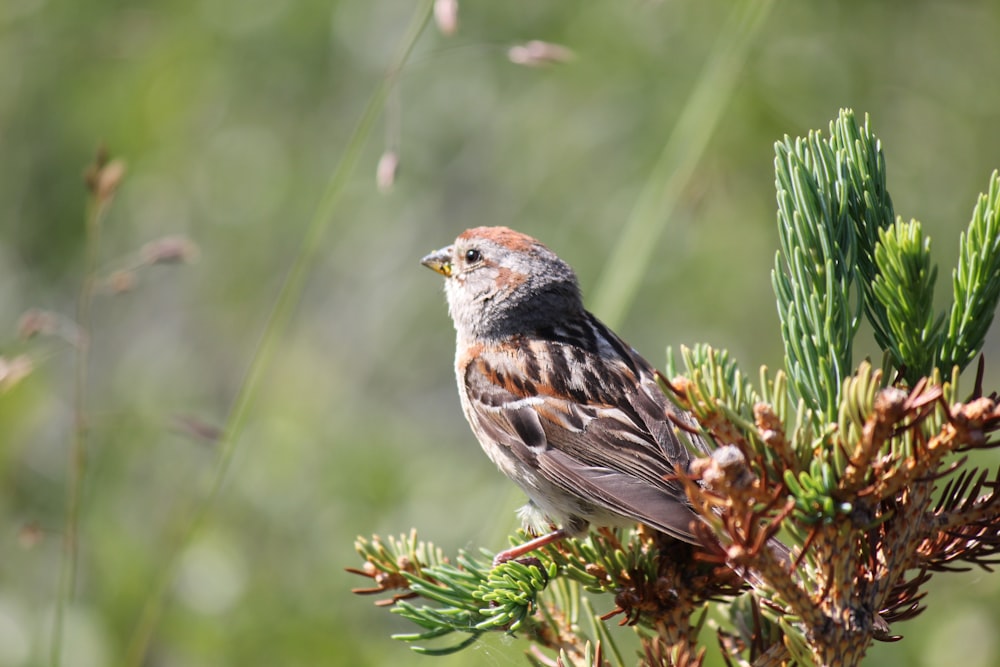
{"left": 829, "top": 112, "right": 897, "bottom": 352}
{"left": 939, "top": 170, "right": 1000, "bottom": 373}
{"left": 871, "top": 220, "right": 944, "bottom": 382}
{"left": 773, "top": 117, "right": 861, "bottom": 420}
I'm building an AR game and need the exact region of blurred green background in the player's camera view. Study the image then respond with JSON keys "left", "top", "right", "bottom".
{"left": 3, "top": 1, "right": 1000, "bottom": 665}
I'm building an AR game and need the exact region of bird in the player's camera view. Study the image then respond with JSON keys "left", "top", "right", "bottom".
{"left": 421, "top": 226, "right": 714, "bottom": 566}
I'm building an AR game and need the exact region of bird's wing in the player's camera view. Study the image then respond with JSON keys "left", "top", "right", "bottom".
{"left": 460, "top": 317, "right": 704, "bottom": 543}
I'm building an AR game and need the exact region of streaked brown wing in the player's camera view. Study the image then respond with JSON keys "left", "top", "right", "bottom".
{"left": 460, "top": 316, "right": 703, "bottom": 543}
{"left": 537, "top": 446, "right": 699, "bottom": 541}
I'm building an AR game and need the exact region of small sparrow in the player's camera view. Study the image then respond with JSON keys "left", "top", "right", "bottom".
{"left": 422, "top": 226, "right": 710, "bottom": 565}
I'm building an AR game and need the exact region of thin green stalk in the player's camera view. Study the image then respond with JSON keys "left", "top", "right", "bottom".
{"left": 51, "top": 182, "right": 106, "bottom": 667}
{"left": 123, "top": 2, "right": 434, "bottom": 664}
{"left": 591, "top": 0, "right": 777, "bottom": 328}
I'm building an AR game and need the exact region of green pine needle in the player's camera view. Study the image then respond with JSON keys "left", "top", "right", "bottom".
{"left": 830, "top": 111, "right": 897, "bottom": 350}
{"left": 773, "top": 118, "right": 861, "bottom": 419}
{"left": 940, "top": 170, "right": 1000, "bottom": 373}
{"left": 872, "top": 219, "right": 944, "bottom": 382}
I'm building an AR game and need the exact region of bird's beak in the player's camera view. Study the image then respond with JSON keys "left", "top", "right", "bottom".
{"left": 421, "top": 246, "right": 453, "bottom": 277}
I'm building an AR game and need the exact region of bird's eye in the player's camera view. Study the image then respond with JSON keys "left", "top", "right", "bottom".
{"left": 464, "top": 248, "right": 482, "bottom": 264}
